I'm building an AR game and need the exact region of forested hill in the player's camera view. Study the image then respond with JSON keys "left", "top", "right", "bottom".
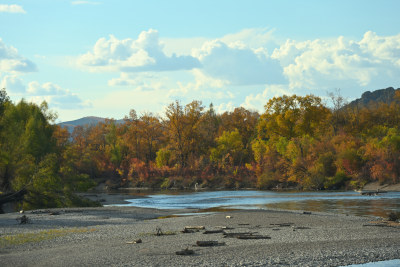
{"left": 347, "top": 87, "right": 400, "bottom": 108}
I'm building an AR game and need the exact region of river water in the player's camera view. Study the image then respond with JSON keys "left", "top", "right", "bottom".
{"left": 117, "top": 190, "right": 400, "bottom": 218}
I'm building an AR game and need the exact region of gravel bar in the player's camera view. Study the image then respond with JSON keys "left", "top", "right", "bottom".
{"left": 1, "top": 207, "right": 399, "bottom": 266}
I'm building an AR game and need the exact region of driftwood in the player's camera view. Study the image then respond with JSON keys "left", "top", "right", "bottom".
{"left": 182, "top": 226, "right": 205, "bottom": 233}
{"left": 196, "top": 241, "right": 225, "bottom": 247}
{"left": 270, "top": 223, "right": 294, "bottom": 227}
{"left": 217, "top": 226, "right": 234, "bottom": 230}
{"left": 185, "top": 226, "right": 205, "bottom": 230}
{"left": 176, "top": 247, "right": 195, "bottom": 255}
{"left": 181, "top": 228, "right": 197, "bottom": 233}
{"left": 223, "top": 232, "right": 257, "bottom": 238}
{"left": 303, "top": 211, "right": 312, "bottom": 215}
{"left": 236, "top": 235, "right": 271, "bottom": 240}
{"left": 126, "top": 239, "right": 142, "bottom": 244}
{"left": 203, "top": 229, "right": 225, "bottom": 234}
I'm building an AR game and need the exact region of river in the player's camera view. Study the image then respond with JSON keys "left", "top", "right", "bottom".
{"left": 115, "top": 190, "right": 400, "bottom": 218}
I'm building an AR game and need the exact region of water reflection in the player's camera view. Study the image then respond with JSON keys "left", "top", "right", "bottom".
{"left": 115, "top": 190, "right": 400, "bottom": 218}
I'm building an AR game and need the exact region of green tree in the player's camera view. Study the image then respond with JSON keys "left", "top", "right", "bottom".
{"left": 210, "top": 129, "right": 245, "bottom": 167}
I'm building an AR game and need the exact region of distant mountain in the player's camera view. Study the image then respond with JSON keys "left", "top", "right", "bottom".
{"left": 347, "top": 87, "right": 400, "bottom": 108}
{"left": 59, "top": 116, "right": 124, "bottom": 133}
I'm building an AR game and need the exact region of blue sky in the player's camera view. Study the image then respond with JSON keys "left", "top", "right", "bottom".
{"left": 1, "top": 0, "right": 400, "bottom": 122}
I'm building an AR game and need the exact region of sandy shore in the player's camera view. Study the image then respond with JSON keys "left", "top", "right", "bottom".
{"left": 1, "top": 206, "right": 399, "bottom": 267}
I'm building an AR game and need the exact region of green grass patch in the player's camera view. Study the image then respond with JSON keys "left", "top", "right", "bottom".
{"left": 0, "top": 227, "right": 96, "bottom": 247}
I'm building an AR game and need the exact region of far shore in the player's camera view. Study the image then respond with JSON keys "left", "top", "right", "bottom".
{"left": 361, "top": 181, "right": 400, "bottom": 192}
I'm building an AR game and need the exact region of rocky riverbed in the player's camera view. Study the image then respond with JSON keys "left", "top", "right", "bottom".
{"left": 1, "top": 206, "right": 399, "bottom": 266}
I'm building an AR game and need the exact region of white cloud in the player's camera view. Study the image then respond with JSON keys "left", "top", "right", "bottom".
{"left": 215, "top": 102, "right": 235, "bottom": 114}
{"left": 220, "top": 28, "right": 276, "bottom": 50}
{"left": 78, "top": 29, "right": 201, "bottom": 72}
{"left": 242, "top": 84, "right": 292, "bottom": 112}
{"left": 27, "top": 81, "right": 64, "bottom": 96}
{"left": 193, "top": 40, "right": 285, "bottom": 86}
{"left": 0, "top": 75, "right": 26, "bottom": 93}
{"left": 0, "top": 39, "right": 37, "bottom": 73}
{"left": 0, "top": 4, "right": 26, "bottom": 13}
{"left": 1, "top": 75, "right": 89, "bottom": 110}
{"left": 272, "top": 32, "right": 400, "bottom": 90}
{"left": 27, "top": 81, "right": 90, "bottom": 109}
{"left": 174, "top": 69, "right": 228, "bottom": 92}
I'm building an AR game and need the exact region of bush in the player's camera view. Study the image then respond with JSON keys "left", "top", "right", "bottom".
{"left": 324, "top": 171, "right": 349, "bottom": 190}
{"left": 257, "top": 171, "right": 278, "bottom": 189}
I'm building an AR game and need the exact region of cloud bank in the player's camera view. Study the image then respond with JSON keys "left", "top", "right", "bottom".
{"left": 80, "top": 29, "right": 400, "bottom": 95}
{"left": 194, "top": 40, "right": 285, "bottom": 85}
{"left": 272, "top": 31, "right": 400, "bottom": 90}
{"left": 78, "top": 29, "right": 201, "bottom": 72}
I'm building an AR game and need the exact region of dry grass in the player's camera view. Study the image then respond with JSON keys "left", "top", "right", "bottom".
{"left": 0, "top": 228, "right": 96, "bottom": 247}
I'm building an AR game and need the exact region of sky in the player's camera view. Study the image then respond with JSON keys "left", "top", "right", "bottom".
{"left": 1, "top": 0, "right": 400, "bottom": 122}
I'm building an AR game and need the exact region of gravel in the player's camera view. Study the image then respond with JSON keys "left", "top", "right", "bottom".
{"left": 1, "top": 207, "right": 399, "bottom": 266}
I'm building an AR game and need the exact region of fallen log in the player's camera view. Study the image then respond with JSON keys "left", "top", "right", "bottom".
{"left": 270, "top": 223, "right": 293, "bottom": 227}
{"left": 196, "top": 241, "right": 225, "bottom": 247}
{"left": 185, "top": 226, "right": 205, "bottom": 230}
{"left": 182, "top": 226, "right": 205, "bottom": 233}
{"left": 217, "top": 226, "right": 234, "bottom": 230}
{"left": 236, "top": 235, "right": 271, "bottom": 240}
{"left": 181, "top": 228, "right": 196, "bottom": 233}
{"left": 176, "top": 247, "right": 195, "bottom": 255}
{"left": 223, "top": 232, "right": 257, "bottom": 238}
{"left": 203, "top": 229, "right": 225, "bottom": 234}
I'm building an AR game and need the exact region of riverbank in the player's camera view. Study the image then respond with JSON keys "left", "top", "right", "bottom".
{"left": 1, "top": 206, "right": 399, "bottom": 266}
{"left": 362, "top": 181, "right": 400, "bottom": 192}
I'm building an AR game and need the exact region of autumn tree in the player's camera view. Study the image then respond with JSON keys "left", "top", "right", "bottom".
{"left": 219, "top": 107, "right": 259, "bottom": 164}
{"left": 139, "top": 112, "right": 163, "bottom": 163}
{"left": 164, "top": 100, "right": 204, "bottom": 168}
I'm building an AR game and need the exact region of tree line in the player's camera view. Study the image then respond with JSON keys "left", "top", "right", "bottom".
{"left": 1, "top": 87, "right": 400, "bottom": 210}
